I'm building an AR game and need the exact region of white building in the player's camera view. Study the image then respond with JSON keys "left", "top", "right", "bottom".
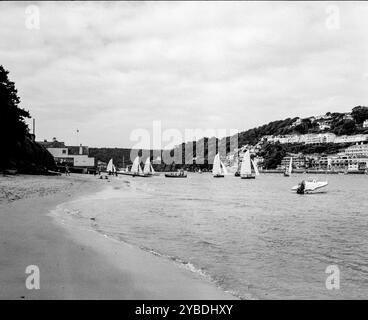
{"left": 343, "top": 143, "right": 368, "bottom": 157}
{"left": 318, "top": 121, "right": 331, "bottom": 130}
{"left": 320, "top": 133, "right": 336, "bottom": 143}
{"left": 343, "top": 113, "right": 353, "bottom": 120}
{"left": 290, "top": 118, "right": 302, "bottom": 127}
{"left": 304, "top": 134, "right": 321, "bottom": 144}
{"left": 39, "top": 140, "right": 95, "bottom": 168}
{"left": 334, "top": 134, "right": 368, "bottom": 144}
{"left": 265, "top": 133, "right": 368, "bottom": 145}
{"left": 363, "top": 120, "right": 368, "bottom": 128}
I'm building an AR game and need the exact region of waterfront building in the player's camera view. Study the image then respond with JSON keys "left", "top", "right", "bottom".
{"left": 363, "top": 120, "right": 368, "bottom": 128}
{"left": 343, "top": 142, "right": 368, "bottom": 157}
{"left": 305, "top": 153, "right": 368, "bottom": 172}
{"left": 38, "top": 139, "right": 95, "bottom": 169}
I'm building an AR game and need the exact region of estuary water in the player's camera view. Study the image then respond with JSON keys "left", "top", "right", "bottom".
{"left": 54, "top": 173, "right": 368, "bottom": 299}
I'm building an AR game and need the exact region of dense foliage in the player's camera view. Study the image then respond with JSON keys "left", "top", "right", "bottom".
{"left": 0, "top": 65, "right": 55, "bottom": 173}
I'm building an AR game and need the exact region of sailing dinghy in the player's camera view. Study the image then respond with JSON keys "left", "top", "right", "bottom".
{"left": 212, "top": 153, "right": 226, "bottom": 178}
{"left": 143, "top": 158, "right": 158, "bottom": 176}
{"left": 119, "top": 156, "right": 151, "bottom": 177}
{"left": 240, "top": 150, "right": 256, "bottom": 179}
{"left": 106, "top": 159, "right": 116, "bottom": 174}
{"left": 284, "top": 157, "right": 292, "bottom": 177}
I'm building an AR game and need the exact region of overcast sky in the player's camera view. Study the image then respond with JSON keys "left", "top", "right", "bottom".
{"left": 1, "top": 1, "right": 368, "bottom": 148}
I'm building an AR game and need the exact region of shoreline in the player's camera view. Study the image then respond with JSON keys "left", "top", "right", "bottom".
{"left": 0, "top": 174, "right": 237, "bottom": 300}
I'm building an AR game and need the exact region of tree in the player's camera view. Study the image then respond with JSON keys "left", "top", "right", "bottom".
{"left": 0, "top": 65, "right": 31, "bottom": 141}
{"left": 0, "top": 65, "right": 56, "bottom": 172}
{"left": 1, "top": 65, "right": 31, "bottom": 168}
{"left": 351, "top": 106, "right": 368, "bottom": 124}
{"left": 260, "top": 142, "right": 286, "bottom": 169}
{"left": 294, "top": 119, "right": 312, "bottom": 134}
{"left": 339, "top": 119, "right": 356, "bottom": 135}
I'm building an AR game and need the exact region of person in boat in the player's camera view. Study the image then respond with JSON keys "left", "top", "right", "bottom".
{"left": 296, "top": 180, "right": 305, "bottom": 194}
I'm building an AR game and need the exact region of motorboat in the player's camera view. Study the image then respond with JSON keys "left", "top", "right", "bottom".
{"left": 291, "top": 179, "right": 328, "bottom": 194}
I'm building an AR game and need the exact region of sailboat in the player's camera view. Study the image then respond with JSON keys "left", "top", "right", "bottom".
{"left": 119, "top": 156, "right": 150, "bottom": 177}
{"left": 143, "top": 158, "right": 158, "bottom": 176}
{"left": 284, "top": 157, "right": 292, "bottom": 177}
{"left": 212, "top": 153, "right": 226, "bottom": 178}
{"left": 106, "top": 158, "right": 116, "bottom": 174}
{"left": 240, "top": 150, "right": 256, "bottom": 179}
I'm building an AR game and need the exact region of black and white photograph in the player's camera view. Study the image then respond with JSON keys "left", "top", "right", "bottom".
{"left": 1, "top": 0, "right": 368, "bottom": 306}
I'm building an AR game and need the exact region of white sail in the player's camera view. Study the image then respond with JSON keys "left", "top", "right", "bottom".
{"left": 150, "top": 163, "right": 155, "bottom": 174}
{"left": 143, "top": 158, "right": 151, "bottom": 174}
{"left": 288, "top": 157, "right": 293, "bottom": 174}
{"left": 212, "top": 154, "right": 222, "bottom": 175}
{"left": 251, "top": 159, "right": 260, "bottom": 176}
{"left": 240, "top": 151, "right": 252, "bottom": 175}
{"left": 221, "top": 161, "right": 228, "bottom": 175}
{"left": 106, "top": 159, "right": 114, "bottom": 172}
{"left": 131, "top": 156, "right": 141, "bottom": 174}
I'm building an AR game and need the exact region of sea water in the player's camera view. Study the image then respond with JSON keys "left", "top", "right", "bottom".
{"left": 53, "top": 173, "right": 368, "bottom": 299}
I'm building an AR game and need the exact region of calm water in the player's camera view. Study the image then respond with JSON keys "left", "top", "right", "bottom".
{"left": 54, "top": 173, "right": 368, "bottom": 299}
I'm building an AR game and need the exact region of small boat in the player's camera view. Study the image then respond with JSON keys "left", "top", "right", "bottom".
{"left": 143, "top": 158, "right": 159, "bottom": 176}
{"left": 291, "top": 179, "right": 328, "bottom": 194}
{"left": 240, "top": 150, "right": 256, "bottom": 179}
{"left": 106, "top": 158, "right": 116, "bottom": 175}
{"left": 212, "top": 153, "right": 227, "bottom": 178}
{"left": 284, "top": 157, "right": 292, "bottom": 177}
{"left": 165, "top": 170, "right": 187, "bottom": 178}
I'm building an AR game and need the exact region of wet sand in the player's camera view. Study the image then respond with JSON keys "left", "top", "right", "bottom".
{"left": 0, "top": 174, "right": 236, "bottom": 299}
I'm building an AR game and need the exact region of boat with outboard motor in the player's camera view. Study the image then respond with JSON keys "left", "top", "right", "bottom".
{"left": 165, "top": 169, "right": 187, "bottom": 178}
{"left": 291, "top": 179, "right": 328, "bottom": 194}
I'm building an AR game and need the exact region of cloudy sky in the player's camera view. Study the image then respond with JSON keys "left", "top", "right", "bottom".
{"left": 1, "top": 1, "right": 368, "bottom": 148}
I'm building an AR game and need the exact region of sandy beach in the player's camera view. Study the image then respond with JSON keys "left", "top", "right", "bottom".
{"left": 0, "top": 174, "right": 236, "bottom": 300}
